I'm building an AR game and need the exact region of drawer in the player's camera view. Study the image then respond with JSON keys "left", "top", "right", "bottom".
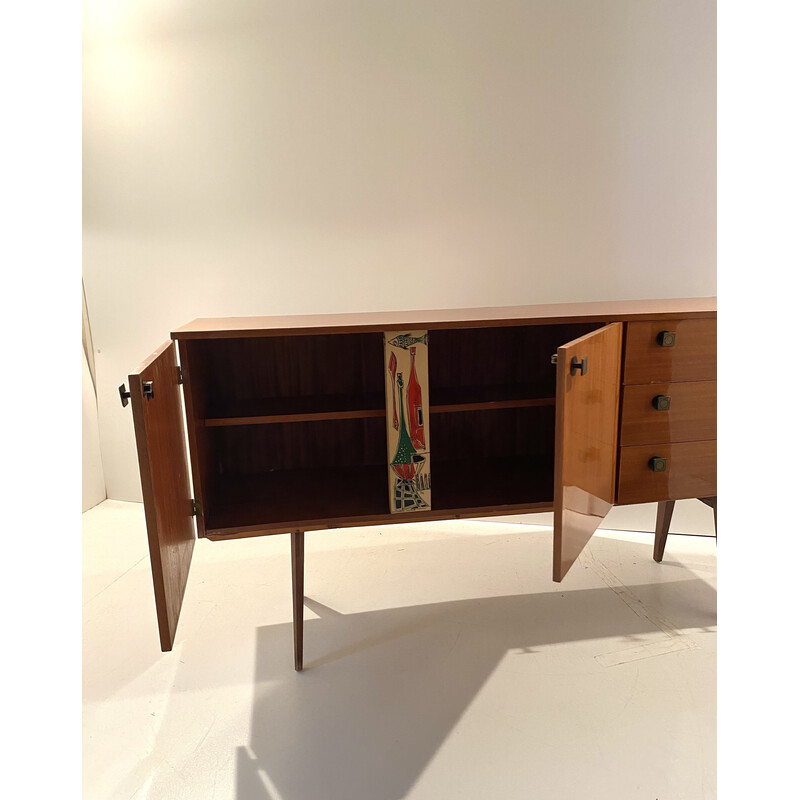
{"left": 619, "top": 381, "right": 716, "bottom": 446}
{"left": 623, "top": 319, "right": 716, "bottom": 384}
{"left": 616, "top": 440, "right": 716, "bottom": 505}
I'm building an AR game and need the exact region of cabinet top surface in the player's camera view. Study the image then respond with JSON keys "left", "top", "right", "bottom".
{"left": 171, "top": 296, "right": 716, "bottom": 339}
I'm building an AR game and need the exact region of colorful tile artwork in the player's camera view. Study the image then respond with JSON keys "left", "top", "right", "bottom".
{"left": 383, "top": 330, "right": 431, "bottom": 513}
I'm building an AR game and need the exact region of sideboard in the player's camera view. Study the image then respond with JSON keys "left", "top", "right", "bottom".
{"left": 122, "top": 297, "right": 717, "bottom": 669}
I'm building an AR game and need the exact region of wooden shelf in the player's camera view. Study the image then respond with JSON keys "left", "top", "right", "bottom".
{"left": 431, "top": 396, "right": 554, "bottom": 414}
{"left": 204, "top": 456, "right": 554, "bottom": 534}
{"left": 202, "top": 388, "right": 555, "bottom": 427}
{"left": 203, "top": 392, "right": 384, "bottom": 426}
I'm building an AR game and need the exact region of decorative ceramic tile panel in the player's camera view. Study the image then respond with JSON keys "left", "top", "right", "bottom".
{"left": 383, "top": 330, "right": 431, "bottom": 513}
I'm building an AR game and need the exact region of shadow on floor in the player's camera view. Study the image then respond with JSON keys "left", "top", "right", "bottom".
{"left": 235, "top": 576, "right": 715, "bottom": 800}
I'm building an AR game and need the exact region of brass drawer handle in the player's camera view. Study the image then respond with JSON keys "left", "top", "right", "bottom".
{"left": 656, "top": 330, "right": 676, "bottom": 347}
{"left": 652, "top": 394, "right": 671, "bottom": 411}
{"left": 648, "top": 456, "right": 668, "bottom": 472}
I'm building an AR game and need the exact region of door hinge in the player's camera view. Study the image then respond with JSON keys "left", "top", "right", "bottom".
{"left": 177, "top": 365, "right": 185, "bottom": 384}
{"left": 191, "top": 499, "right": 202, "bottom": 516}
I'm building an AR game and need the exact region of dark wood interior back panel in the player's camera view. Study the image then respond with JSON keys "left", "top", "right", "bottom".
{"left": 428, "top": 323, "right": 601, "bottom": 403}
{"left": 206, "top": 416, "right": 388, "bottom": 476}
{"left": 201, "top": 406, "right": 557, "bottom": 531}
{"left": 129, "top": 341, "right": 195, "bottom": 651}
{"left": 623, "top": 318, "right": 716, "bottom": 384}
{"left": 619, "top": 380, "right": 717, "bottom": 445}
{"left": 616, "top": 440, "right": 717, "bottom": 504}
{"left": 431, "top": 405, "right": 556, "bottom": 463}
{"left": 194, "top": 333, "right": 385, "bottom": 418}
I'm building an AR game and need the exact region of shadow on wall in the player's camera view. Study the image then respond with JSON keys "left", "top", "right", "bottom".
{"left": 231, "top": 578, "right": 715, "bottom": 800}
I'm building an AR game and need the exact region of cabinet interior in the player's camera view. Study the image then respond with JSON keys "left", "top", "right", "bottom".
{"left": 182, "top": 322, "right": 602, "bottom": 534}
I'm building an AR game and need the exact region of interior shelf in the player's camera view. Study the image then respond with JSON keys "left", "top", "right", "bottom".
{"left": 202, "top": 387, "right": 555, "bottom": 427}
{"left": 204, "top": 456, "right": 554, "bottom": 534}
{"left": 203, "top": 392, "right": 386, "bottom": 427}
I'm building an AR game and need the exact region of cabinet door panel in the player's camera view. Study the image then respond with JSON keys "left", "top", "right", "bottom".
{"left": 553, "top": 323, "right": 622, "bottom": 581}
{"left": 129, "top": 341, "right": 195, "bottom": 651}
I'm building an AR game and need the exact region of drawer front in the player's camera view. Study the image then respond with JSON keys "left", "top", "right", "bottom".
{"left": 616, "top": 440, "right": 716, "bottom": 504}
{"left": 623, "top": 319, "right": 716, "bottom": 384}
{"left": 619, "top": 380, "right": 716, "bottom": 446}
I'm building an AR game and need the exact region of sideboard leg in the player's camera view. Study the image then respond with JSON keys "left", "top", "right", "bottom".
{"left": 653, "top": 500, "right": 675, "bottom": 562}
{"left": 291, "top": 530, "right": 305, "bottom": 671}
{"left": 700, "top": 496, "right": 717, "bottom": 540}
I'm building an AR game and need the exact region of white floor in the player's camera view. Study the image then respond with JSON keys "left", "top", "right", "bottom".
{"left": 82, "top": 500, "right": 716, "bottom": 800}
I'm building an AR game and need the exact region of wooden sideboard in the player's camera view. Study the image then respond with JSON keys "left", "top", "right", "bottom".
{"left": 123, "top": 297, "right": 717, "bottom": 668}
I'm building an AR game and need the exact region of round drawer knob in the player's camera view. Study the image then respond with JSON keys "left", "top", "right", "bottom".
{"left": 656, "top": 330, "right": 677, "bottom": 347}
{"left": 652, "top": 394, "right": 671, "bottom": 411}
{"left": 648, "top": 456, "right": 668, "bottom": 473}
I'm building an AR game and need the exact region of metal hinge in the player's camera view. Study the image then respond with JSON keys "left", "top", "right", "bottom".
{"left": 177, "top": 365, "right": 185, "bottom": 384}
{"left": 191, "top": 499, "right": 202, "bottom": 516}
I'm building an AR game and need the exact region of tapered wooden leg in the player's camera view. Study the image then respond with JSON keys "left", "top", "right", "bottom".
{"left": 653, "top": 500, "right": 675, "bottom": 562}
{"left": 700, "top": 496, "right": 717, "bottom": 540}
{"left": 291, "top": 531, "right": 305, "bottom": 671}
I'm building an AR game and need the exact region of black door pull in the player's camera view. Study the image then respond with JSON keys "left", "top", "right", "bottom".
{"left": 570, "top": 356, "right": 587, "bottom": 376}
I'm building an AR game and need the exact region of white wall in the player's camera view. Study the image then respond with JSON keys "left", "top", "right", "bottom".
{"left": 83, "top": 282, "right": 106, "bottom": 511}
{"left": 82, "top": 347, "right": 106, "bottom": 511}
{"left": 83, "top": 0, "right": 716, "bottom": 501}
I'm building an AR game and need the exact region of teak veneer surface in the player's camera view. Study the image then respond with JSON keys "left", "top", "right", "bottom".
{"left": 129, "top": 341, "right": 195, "bottom": 651}
{"left": 619, "top": 380, "right": 717, "bottom": 446}
{"left": 623, "top": 319, "right": 717, "bottom": 384}
{"left": 616, "top": 440, "right": 717, "bottom": 504}
{"left": 553, "top": 324, "right": 622, "bottom": 581}
{"left": 171, "top": 297, "right": 716, "bottom": 339}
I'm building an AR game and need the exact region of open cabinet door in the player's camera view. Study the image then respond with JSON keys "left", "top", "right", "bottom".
{"left": 129, "top": 341, "right": 195, "bottom": 650}
{"left": 553, "top": 323, "right": 622, "bottom": 581}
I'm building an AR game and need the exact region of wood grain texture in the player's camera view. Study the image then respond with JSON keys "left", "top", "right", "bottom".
{"left": 129, "top": 341, "right": 195, "bottom": 651}
{"left": 203, "top": 454, "right": 555, "bottom": 537}
{"left": 203, "top": 501, "right": 554, "bottom": 540}
{"left": 623, "top": 319, "right": 716, "bottom": 384}
{"left": 177, "top": 339, "right": 208, "bottom": 538}
{"left": 553, "top": 323, "right": 622, "bottom": 581}
{"left": 171, "top": 297, "right": 716, "bottom": 340}
{"left": 291, "top": 531, "right": 304, "bottom": 671}
{"left": 653, "top": 496, "right": 716, "bottom": 561}
{"left": 619, "top": 380, "right": 717, "bottom": 445}
{"left": 653, "top": 500, "right": 676, "bottom": 562}
{"left": 616, "top": 440, "right": 717, "bottom": 504}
